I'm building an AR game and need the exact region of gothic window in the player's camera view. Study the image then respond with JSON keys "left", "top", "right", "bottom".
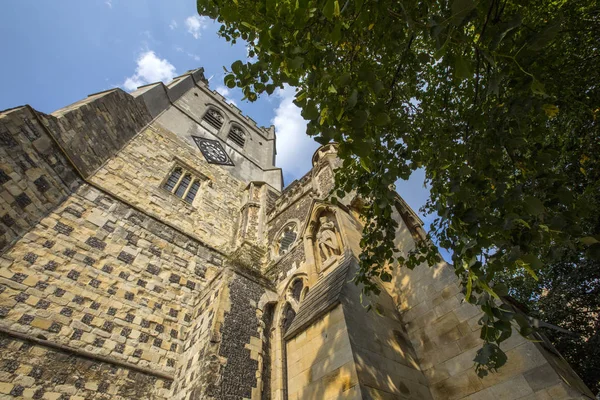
{"left": 228, "top": 126, "right": 246, "bottom": 147}
{"left": 276, "top": 223, "right": 298, "bottom": 256}
{"left": 281, "top": 302, "right": 296, "bottom": 333}
{"left": 202, "top": 108, "right": 224, "bottom": 130}
{"left": 291, "top": 279, "right": 303, "bottom": 302}
{"left": 162, "top": 166, "right": 204, "bottom": 204}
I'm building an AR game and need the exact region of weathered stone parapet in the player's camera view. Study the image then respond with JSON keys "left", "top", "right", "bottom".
{"left": 41, "top": 88, "right": 152, "bottom": 178}
{"left": 0, "top": 106, "right": 81, "bottom": 253}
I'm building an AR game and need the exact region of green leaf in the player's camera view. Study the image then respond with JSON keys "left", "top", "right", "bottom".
{"left": 465, "top": 270, "right": 473, "bottom": 302}
{"left": 374, "top": 112, "right": 391, "bottom": 126}
{"left": 580, "top": 236, "right": 599, "bottom": 246}
{"left": 289, "top": 56, "right": 304, "bottom": 70}
{"left": 531, "top": 79, "right": 546, "bottom": 96}
{"left": 587, "top": 243, "right": 600, "bottom": 260}
{"left": 360, "top": 158, "right": 371, "bottom": 172}
{"left": 323, "top": 0, "right": 335, "bottom": 20}
{"left": 524, "top": 196, "right": 544, "bottom": 216}
{"left": 333, "top": 0, "right": 340, "bottom": 17}
{"left": 451, "top": 0, "right": 476, "bottom": 25}
{"left": 520, "top": 254, "right": 542, "bottom": 270}
{"left": 347, "top": 89, "right": 358, "bottom": 109}
{"left": 224, "top": 74, "right": 236, "bottom": 89}
{"left": 302, "top": 103, "right": 319, "bottom": 120}
{"left": 231, "top": 60, "right": 243, "bottom": 74}
{"left": 454, "top": 55, "right": 472, "bottom": 80}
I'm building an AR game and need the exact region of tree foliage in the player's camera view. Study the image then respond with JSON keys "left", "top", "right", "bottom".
{"left": 197, "top": 0, "right": 600, "bottom": 377}
{"left": 498, "top": 252, "right": 600, "bottom": 393}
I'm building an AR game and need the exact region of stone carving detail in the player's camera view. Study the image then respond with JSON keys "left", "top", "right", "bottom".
{"left": 193, "top": 137, "right": 234, "bottom": 166}
{"left": 316, "top": 216, "right": 340, "bottom": 263}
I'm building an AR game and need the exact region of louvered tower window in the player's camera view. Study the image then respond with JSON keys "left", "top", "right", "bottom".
{"left": 162, "top": 167, "right": 204, "bottom": 204}
{"left": 228, "top": 126, "right": 246, "bottom": 147}
{"left": 202, "top": 109, "right": 224, "bottom": 130}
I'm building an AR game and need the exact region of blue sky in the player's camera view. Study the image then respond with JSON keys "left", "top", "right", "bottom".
{"left": 0, "top": 0, "right": 441, "bottom": 256}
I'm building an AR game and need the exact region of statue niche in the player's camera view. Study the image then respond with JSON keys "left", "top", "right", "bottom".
{"left": 312, "top": 213, "right": 342, "bottom": 272}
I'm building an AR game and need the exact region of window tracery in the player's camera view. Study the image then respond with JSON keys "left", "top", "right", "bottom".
{"left": 276, "top": 223, "right": 298, "bottom": 256}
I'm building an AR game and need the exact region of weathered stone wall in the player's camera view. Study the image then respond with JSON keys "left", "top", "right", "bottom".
{"left": 384, "top": 206, "right": 594, "bottom": 400}
{"left": 265, "top": 191, "right": 313, "bottom": 283}
{"left": 172, "top": 272, "right": 225, "bottom": 400}
{"left": 40, "top": 89, "right": 152, "bottom": 178}
{"left": 286, "top": 304, "right": 359, "bottom": 399}
{"left": 0, "top": 183, "right": 224, "bottom": 395}
{"left": 0, "top": 107, "right": 80, "bottom": 253}
{"left": 341, "top": 265, "right": 433, "bottom": 399}
{"left": 89, "top": 122, "right": 244, "bottom": 251}
{"left": 0, "top": 331, "right": 170, "bottom": 399}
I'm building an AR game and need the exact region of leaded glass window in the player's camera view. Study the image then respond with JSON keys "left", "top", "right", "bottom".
{"left": 175, "top": 174, "right": 191, "bottom": 198}
{"left": 185, "top": 180, "right": 200, "bottom": 203}
{"left": 162, "top": 166, "right": 204, "bottom": 204}
{"left": 163, "top": 168, "right": 182, "bottom": 192}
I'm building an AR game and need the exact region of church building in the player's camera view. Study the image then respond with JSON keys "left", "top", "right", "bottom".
{"left": 0, "top": 68, "right": 593, "bottom": 399}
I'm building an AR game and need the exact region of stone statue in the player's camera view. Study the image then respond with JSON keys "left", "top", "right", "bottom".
{"left": 316, "top": 216, "right": 340, "bottom": 262}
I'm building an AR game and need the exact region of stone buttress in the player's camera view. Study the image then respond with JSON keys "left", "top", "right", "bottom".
{"left": 0, "top": 67, "right": 595, "bottom": 400}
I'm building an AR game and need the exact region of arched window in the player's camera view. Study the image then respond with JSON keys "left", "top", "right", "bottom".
{"left": 202, "top": 108, "right": 224, "bottom": 130}
{"left": 277, "top": 224, "right": 298, "bottom": 256}
{"left": 281, "top": 302, "right": 296, "bottom": 333}
{"left": 162, "top": 166, "right": 204, "bottom": 204}
{"left": 228, "top": 126, "right": 246, "bottom": 147}
{"left": 291, "top": 279, "right": 304, "bottom": 302}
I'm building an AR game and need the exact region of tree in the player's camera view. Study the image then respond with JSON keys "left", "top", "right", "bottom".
{"left": 498, "top": 253, "right": 600, "bottom": 393}
{"left": 196, "top": 0, "right": 600, "bottom": 378}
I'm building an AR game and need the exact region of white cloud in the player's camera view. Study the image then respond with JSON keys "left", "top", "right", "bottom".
{"left": 216, "top": 86, "right": 230, "bottom": 97}
{"left": 215, "top": 86, "right": 237, "bottom": 106}
{"left": 105, "top": 0, "right": 112, "bottom": 8}
{"left": 122, "top": 51, "right": 177, "bottom": 91}
{"left": 169, "top": 20, "right": 178, "bottom": 30}
{"left": 271, "top": 86, "right": 320, "bottom": 183}
{"left": 185, "top": 15, "right": 207, "bottom": 39}
{"left": 187, "top": 52, "right": 201, "bottom": 61}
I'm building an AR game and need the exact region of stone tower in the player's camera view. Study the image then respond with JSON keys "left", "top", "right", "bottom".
{"left": 0, "top": 68, "right": 594, "bottom": 399}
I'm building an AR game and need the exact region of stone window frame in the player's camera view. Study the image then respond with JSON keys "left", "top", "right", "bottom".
{"left": 226, "top": 123, "right": 247, "bottom": 149}
{"left": 200, "top": 106, "right": 226, "bottom": 134}
{"left": 272, "top": 220, "right": 301, "bottom": 261}
{"left": 160, "top": 159, "right": 210, "bottom": 206}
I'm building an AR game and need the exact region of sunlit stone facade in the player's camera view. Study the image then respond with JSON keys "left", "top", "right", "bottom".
{"left": 0, "top": 68, "right": 593, "bottom": 399}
